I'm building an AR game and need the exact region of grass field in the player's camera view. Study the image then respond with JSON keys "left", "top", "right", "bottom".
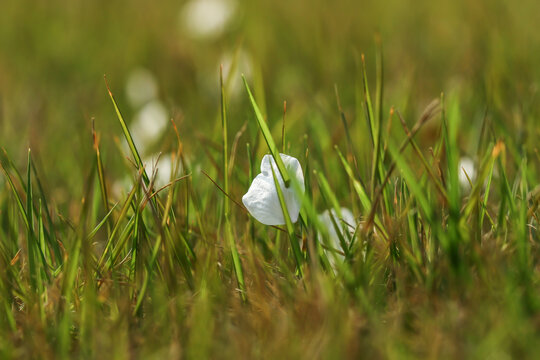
{"left": 1, "top": 0, "right": 540, "bottom": 358}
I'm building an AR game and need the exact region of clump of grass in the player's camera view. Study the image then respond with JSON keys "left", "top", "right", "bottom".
{"left": 0, "top": 52, "right": 539, "bottom": 360}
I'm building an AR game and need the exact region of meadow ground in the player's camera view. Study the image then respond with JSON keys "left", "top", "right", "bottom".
{"left": 1, "top": 0, "right": 540, "bottom": 358}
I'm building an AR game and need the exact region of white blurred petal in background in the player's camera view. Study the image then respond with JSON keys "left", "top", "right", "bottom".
{"left": 179, "top": 0, "right": 237, "bottom": 39}
{"left": 125, "top": 68, "right": 159, "bottom": 108}
{"left": 129, "top": 100, "right": 169, "bottom": 155}
{"left": 458, "top": 156, "right": 476, "bottom": 189}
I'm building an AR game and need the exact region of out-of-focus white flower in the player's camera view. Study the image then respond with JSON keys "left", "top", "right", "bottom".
{"left": 111, "top": 154, "right": 182, "bottom": 199}
{"left": 179, "top": 0, "right": 236, "bottom": 39}
{"left": 318, "top": 207, "right": 359, "bottom": 269}
{"left": 112, "top": 175, "right": 134, "bottom": 199}
{"left": 318, "top": 207, "right": 356, "bottom": 252}
{"left": 129, "top": 100, "right": 169, "bottom": 155}
{"left": 125, "top": 68, "right": 158, "bottom": 108}
{"left": 219, "top": 49, "right": 253, "bottom": 96}
{"left": 458, "top": 156, "right": 476, "bottom": 188}
{"left": 144, "top": 154, "right": 177, "bottom": 189}
{"left": 242, "top": 154, "right": 304, "bottom": 226}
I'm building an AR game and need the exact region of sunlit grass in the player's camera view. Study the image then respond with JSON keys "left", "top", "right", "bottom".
{"left": 1, "top": 53, "right": 539, "bottom": 358}
{"left": 1, "top": 1, "right": 540, "bottom": 358}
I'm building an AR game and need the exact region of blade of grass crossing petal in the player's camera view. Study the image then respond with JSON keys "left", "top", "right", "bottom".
{"left": 314, "top": 170, "right": 350, "bottom": 256}
{"left": 242, "top": 75, "right": 291, "bottom": 187}
{"left": 288, "top": 167, "right": 332, "bottom": 269}
{"left": 271, "top": 166, "right": 304, "bottom": 277}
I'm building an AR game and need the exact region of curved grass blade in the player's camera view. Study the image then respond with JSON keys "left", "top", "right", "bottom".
{"left": 242, "top": 75, "right": 291, "bottom": 187}
{"left": 105, "top": 77, "right": 149, "bottom": 186}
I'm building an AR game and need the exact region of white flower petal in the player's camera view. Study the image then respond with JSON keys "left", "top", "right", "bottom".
{"left": 144, "top": 154, "right": 181, "bottom": 189}
{"left": 125, "top": 68, "right": 158, "bottom": 108}
{"left": 242, "top": 153, "right": 304, "bottom": 226}
{"left": 179, "top": 0, "right": 236, "bottom": 39}
{"left": 458, "top": 156, "right": 476, "bottom": 189}
{"left": 317, "top": 207, "right": 359, "bottom": 270}
{"left": 218, "top": 50, "right": 253, "bottom": 97}
{"left": 318, "top": 207, "right": 356, "bottom": 250}
{"left": 130, "top": 100, "right": 169, "bottom": 155}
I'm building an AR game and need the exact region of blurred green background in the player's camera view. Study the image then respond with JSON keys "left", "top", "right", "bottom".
{"left": 1, "top": 0, "right": 539, "bottom": 208}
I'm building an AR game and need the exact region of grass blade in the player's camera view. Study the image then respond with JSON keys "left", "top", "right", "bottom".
{"left": 242, "top": 75, "right": 291, "bottom": 187}
{"left": 270, "top": 165, "right": 304, "bottom": 277}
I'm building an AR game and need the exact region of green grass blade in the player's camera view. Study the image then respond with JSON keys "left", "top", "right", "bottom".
{"left": 93, "top": 122, "right": 111, "bottom": 234}
{"left": 105, "top": 77, "right": 150, "bottom": 186}
{"left": 386, "top": 141, "right": 433, "bottom": 222}
{"left": 221, "top": 67, "right": 246, "bottom": 300}
{"left": 221, "top": 66, "right": 230, "bottom": 216}
{"left": 242, "top": 75, "right": 291, "bottom": 187}
{"left": 30, "top": 157, "right": 62, "bottom": 266}
{"left": 98, "top": 170, "right": 142, "bottom": 269}
{"left": 26, "top": 149, "right": 38, "bottom": 291}
{"left": 270, "top": 165, "right": 304, "bottom": 277}
{"left": 314, "top": 170, "right": 350, "bottom": 256}
{"left": 86, "top": 203, "right": 118, "bottom": 240}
